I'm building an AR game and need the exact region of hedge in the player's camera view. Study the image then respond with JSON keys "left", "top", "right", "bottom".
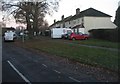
{"left": 88, "top": 28, "right": 119, "bottom": 42}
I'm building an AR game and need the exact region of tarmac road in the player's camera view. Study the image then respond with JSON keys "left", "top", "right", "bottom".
{"left": 0, "top": 36, "right": 2, "bottom": 83}
{"left": 2, "top": 42, "right": 81, "bottom": 83}
{"left": 2, "top": 40, "right": 118, "bottom": 83}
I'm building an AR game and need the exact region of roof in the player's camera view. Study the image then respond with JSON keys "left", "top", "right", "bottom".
{"left": 50, "top": 8, "right": 112, "bottom": 27}
{"left": 50, "top": 15, "right": 73, "bottom": 27}
{"left": 67, "top": 8, "right": 112, "bottom": 21}
{"left": 49, "top": 21, "right": 61, "bottom": 27}
{"left": 62, "top": 15, "right": 73, "bottom": 22}
{"left": 72, "top": 23, "right": 85, "bottom": 29}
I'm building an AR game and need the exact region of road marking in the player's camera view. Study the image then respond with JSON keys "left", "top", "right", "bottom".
{"left": 53, "top": 70, "right": 61, "bottom": 74}
{"left": 7, "top": 60, "right": 31, "bottom": 84}
{"left": 42, "top": 64, "right": 47, "bottom": 67}
{"left": 69, "top": 76, "right": 81, "bottom": 82}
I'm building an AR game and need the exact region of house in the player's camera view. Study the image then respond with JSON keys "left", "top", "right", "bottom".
{"left": 50, "top": 8, "right": 117, "bottom": 34}
{"left": 49, "top": 15, "right": 73, "bottom": 28}
{"left": 118, "top": 1, "right": 120, "bottom": 7}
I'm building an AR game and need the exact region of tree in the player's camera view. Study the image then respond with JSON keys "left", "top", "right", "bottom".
{"left": 114, "top": 6, "right": 120, "bottom": 28}
{"left": 2, "top": 0, "right": 60, "bottom": 37}
{"left": 114, "top": 6, "right": 120, "bottom": 42}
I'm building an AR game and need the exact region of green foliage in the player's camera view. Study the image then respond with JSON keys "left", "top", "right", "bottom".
{"left": 114, "top": 6, "right": 120, "bottom": 28}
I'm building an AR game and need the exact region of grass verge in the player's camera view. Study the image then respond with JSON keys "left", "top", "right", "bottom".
{"left": 19, "top": 38, "right": 119, "bottom": 72}
{"left": 68, "top": 38, "right": 119, "bottom": 49}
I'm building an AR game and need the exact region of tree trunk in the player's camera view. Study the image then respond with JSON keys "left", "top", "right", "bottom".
{"left": 26, "top": 12, "right": 33, "bottom": 38}
{"left": 33, "top": 3, "right": 39, "bottom": 36}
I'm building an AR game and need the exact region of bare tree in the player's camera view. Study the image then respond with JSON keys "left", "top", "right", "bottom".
{"left": 2, "top": 0, "right": 60, "bottom": 37}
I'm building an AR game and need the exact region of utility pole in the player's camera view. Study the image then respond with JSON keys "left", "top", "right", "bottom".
{"left": 22, "top": 29, "right": 24, "bottom": 43}
{"left": 21, "top": 27, "right": 24, "bottom": 43}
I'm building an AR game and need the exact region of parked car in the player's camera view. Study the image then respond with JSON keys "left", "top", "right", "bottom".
{"left": 69, "top": 32, "right": 89, "bottom": 40}
{"left": 4, "top": 31, "right": 17, "bottom": 42}
{"left": 62, "top": 30, "right": 72, "bottom": 39}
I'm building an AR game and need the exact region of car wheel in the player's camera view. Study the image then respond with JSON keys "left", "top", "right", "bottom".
{"left": 84, "top": 37, "right": 88, "bottom": 40}
{"left": 4, "top": 40, "right": 6, "bottom": 42}
{"left": 62, "top": 37, "right": 63, "bottom": 39}
{"left": 3, "top": 38, "right": 6, "bottom": 42}
{"left": 72, "top": 37, "right": 76, "bottom": 40}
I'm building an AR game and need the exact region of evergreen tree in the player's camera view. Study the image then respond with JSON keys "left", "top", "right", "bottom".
{"left": 114, "top": 6, "right": 120, "bottom": 28}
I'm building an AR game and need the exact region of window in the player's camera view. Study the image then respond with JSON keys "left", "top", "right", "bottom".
{"left": 67, "top": 30, "right": 72, "bottom": 34}
{"left": 69, "top": 21, "right": 70, "bottom": 24}
{"left": 78, "top": 19, "right": 79, "bottom": 23}
{"left": 79, "top": 32, "right": 83, "bottom": 35}
{"left": 82, "top": 18, "right": 84, "bottom": 22}
{"left": 73, "top": 20, "right": 76, "bottom": 25}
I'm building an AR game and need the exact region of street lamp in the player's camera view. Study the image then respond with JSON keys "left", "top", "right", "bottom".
{"left": 20, "top": 27, "right": 25, "bottom": 43}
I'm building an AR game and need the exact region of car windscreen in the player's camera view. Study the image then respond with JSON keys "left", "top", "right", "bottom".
{"left": 5, "top": 32, "right": 14, "bottom": 37}
{"left": 67, "top": 30, "right": 72, "bottom": 34}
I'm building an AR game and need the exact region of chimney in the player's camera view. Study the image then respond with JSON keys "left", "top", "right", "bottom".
{"left": 61, "top": 15, "right": 64, "bottom": 20}
{"left": 54, "top": 19, "right": 56, "bottom": 23}
{"left": 76, "top": 8, "right": 80, "bottom": 15}
{"left": 118, "top": 1, "right": 120, "bottom": 7}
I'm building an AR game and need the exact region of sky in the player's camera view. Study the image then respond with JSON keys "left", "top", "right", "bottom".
{"left": 45, "top": 0, "right": 119, "bottom": 25}
{"left": 0, "top": 0, "right": 119, "bottom": 27}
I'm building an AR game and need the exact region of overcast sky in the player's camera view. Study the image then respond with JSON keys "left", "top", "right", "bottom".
{"left": 45, "top": 0, "right": 119, "bottom": 25}
{"left": 0, "top": 0, "right": 119, "bottom": 27}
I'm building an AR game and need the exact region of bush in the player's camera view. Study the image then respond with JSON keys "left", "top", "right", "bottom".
{"left": 44, "top": 31, "right": 50, "bottom": 36}
{"left": 88, "top": 28, "right": 119, "bottom": 42}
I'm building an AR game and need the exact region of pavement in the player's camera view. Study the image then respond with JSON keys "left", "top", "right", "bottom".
{"left": 2, "top": 61, "right": 25, "bottom": 82}
{"left": 0, "top": 35, "right": 2, "bottom": 83}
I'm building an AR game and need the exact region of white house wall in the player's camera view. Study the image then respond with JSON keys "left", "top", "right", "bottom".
{"left": 65, "top": 22, "right": 68, "bottom": 28}
{"left": 55, "top": 23, "right": 61, "bottom": 28}
{"left": 65, "top": 18, "right": 83, "bottom": 28}
{"left": 60, "top": 24, "right": 62, "bottom": 27}
{"left": 51, "top": 16, "right": 117, "bottom": 34}
{"left": 84, "top": 17, "right": 117, "bottom": 34}
{"left": 79, "top": 28, "right": 85, "bottom": 34}
{"left": 70, "top": 20, "right": 75, "bottom": 28}
{"left": 65, "top": 22, "right": 71, "bottom": 28}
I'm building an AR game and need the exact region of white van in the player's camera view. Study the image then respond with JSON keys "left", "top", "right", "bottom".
{"left": 51, "top": 28, "right": 73, "bottom": 38}
{"left": 4, "top": 31, "right": 16, "bottom": 42}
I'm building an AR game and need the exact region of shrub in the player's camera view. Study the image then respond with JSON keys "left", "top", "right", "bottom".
{"left": 88, "top": 28, "right": 119, "bottom": 42}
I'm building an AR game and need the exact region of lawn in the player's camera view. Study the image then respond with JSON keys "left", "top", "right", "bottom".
{"left": 35, "top": 36, "right": 119, "bottom": 49}
{"left": 71, "top": 38, "right": 119, "bottom": 49}
{"left": 20, "top": 37, "right": 119, "bottom": 72}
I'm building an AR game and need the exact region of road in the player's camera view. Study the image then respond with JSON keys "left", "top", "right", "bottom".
{"left": 2, "top": 42, "right": 81, "bottom": 83}
{"left": 2, "top": 41, "right": 118, "bottom": 83}
{"left": 0, "top": 36, "right": 2, "bottom": 83}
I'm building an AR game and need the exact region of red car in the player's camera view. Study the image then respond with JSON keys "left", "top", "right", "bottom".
{"left": 69, "top": 32, "right": 89, "bottom": 40}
